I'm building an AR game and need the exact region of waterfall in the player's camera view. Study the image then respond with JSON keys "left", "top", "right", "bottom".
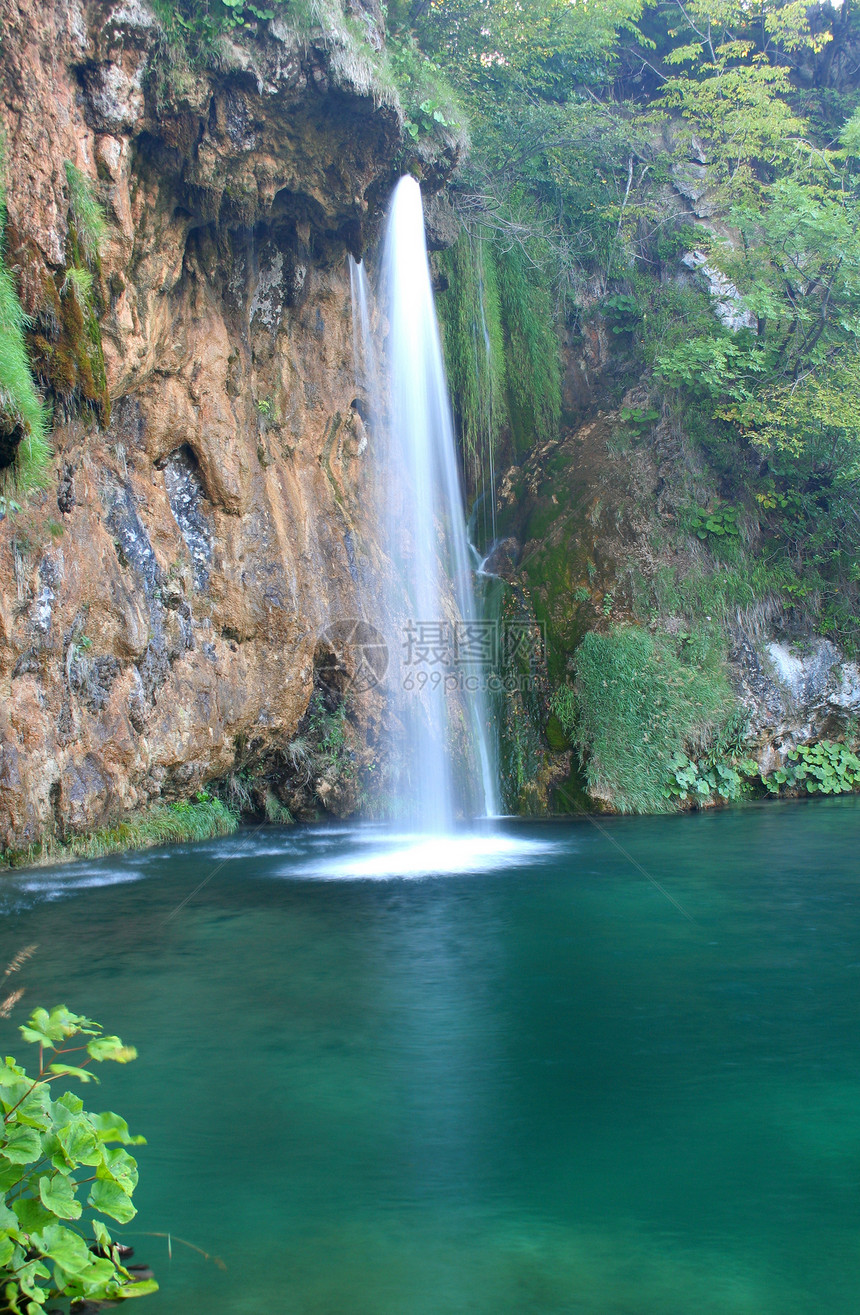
{"left": 349, "top": 253, "right": 380, "bottom": 429}
{"left": 349, "top": 177, "right": 499, "bottom": 831}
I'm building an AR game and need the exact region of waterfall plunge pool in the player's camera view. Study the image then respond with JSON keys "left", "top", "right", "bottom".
{"left": 2, "top": 799, "right": 859, "bottom": 1313}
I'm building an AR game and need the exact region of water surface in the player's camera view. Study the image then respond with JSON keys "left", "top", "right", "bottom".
{"left": 1, "top": 800, "right": 859, "bottom": 1313}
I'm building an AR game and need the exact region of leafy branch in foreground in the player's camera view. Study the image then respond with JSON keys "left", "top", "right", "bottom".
{"left": 0, "top": 1005, "right": 157, "bottom": 1312}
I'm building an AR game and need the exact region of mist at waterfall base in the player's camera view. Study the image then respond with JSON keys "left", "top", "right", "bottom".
{"left": 349, "top": 177, "right": 499, "bottom": 841}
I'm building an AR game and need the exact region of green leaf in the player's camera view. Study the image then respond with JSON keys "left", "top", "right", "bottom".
{"left": 91, "top": 1219, "right": 112, "bottom": 1250}
{"left": 16, "top": 1258, "right": 50, "bottom": 1300}
{"left": 98, "top": 1146, "right": 138, "bottom": 1191}
{"left": 20, "top": 1007, "right": 99, "bottom": 1048}
{"left": 38, "top": 1222, "right": 92, "bottom": 1275}
{"left": 0, "top": 1234, "right": 14, "bottom": 1267}
{"left": 39, "top": 1174, "right": 82, "bottom": 1221}
{"left": 2, "top": 1126, "right": 42, "bottom": 1164}
{"left": 88, "top": 1179, "right": 136, "bottom": 1224}
{"left": 0, "top": 1157, "right": 25, "bottom": 1191}
{"left": 75, "top": 1253, "right": 122, "bottom": 1295}
{"left": 50, "top": 1117, "right": 102, "bottom": 1169}
{"left": 0, "top": 1060, "right": 26, "bottom": 1086}
{"left": 54, "top": 1092, "right": 84, "bottom": 1117}
{"left": 92, "top": 1111, "right": 145, "bottom": 1145}
{"left": 12, "top": 1197, "right": 55, "bottom": 1234}
{"left": 48, "top": 1064, "right": 97, "bottom": 1083}
{"left": 118, "top": 1278, "right": 160, "bottom": 1298}
{"left": 86, "top": 1038, "right": 137, "bottom": 1064}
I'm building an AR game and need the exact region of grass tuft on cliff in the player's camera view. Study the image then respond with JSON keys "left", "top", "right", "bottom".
{"left": 0, "top": 143, "right": 50, "bottom": 489}
{"left": 0, "top": 798, "right": 239, "bottom": 870}
{"left": 64, "top": 163, "right": 108, "bottom": 267}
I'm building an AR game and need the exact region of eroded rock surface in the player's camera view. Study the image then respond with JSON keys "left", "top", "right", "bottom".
{"left": 0, "top": 0, "right": 424, "bottom": 850}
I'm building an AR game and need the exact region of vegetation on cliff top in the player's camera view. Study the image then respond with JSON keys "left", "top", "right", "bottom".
{"left": 150, "top": 0, "right": 464, "bottom": 151}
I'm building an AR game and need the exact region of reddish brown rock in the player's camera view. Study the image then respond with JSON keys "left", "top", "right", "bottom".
{"left": 0, "top": 0, "right": 429, "bottom": 850}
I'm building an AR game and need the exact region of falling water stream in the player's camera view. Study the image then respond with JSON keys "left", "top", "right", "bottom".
{"left": 350, "top": 176, "right": 499, "bottom": 830}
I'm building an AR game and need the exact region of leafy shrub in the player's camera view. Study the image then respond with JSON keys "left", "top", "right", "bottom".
{"left": 556, "top": 624, "right": 738, "bottom": 813}
{"left": 602, "top": 292, "right": 640, "bottom": 335}
{"left": 0, "top": 1005, "right": 157, "bottom": 1311}
{"left": 689, "top": 504, "right": 740, "bottom": 540}
{"left": 307, "top": 693, "right": 351, "bottom": 776}
{"left": 664, "top": 751, "right": 749, "bottom": 804}
{"left": 387, "top": 36, "right": 463, "bottom": 142}
{"left": 618, "top": 405, "right": 660, "bottom": 430}
{"left": 212, "top": 0, "right": 276, "bottom": 28}
{"left": 759, "top": 741, "right": 860, "bottom": 796}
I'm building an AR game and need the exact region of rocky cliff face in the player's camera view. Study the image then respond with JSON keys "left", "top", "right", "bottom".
{"left": 0, "top": 0, "right": 420, "bottom": 852}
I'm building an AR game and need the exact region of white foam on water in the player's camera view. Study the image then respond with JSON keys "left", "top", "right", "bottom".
{"left": 10, "top": 866, "right": 148, "bottom": 899}
{"left": 286, "top": 832, "right": 560, "bottom": 881}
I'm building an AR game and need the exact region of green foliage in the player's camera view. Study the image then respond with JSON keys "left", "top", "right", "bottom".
{"left": 410, "top": 0, "right": 860, "bottom": 646}
{"left": 386, "top": 37, "right": 463, "bottom": 143}
{"left": 58, "top": 162, "right": 110, "bottom": 426}
{"left": 437, "top": 221, "right": 561, "bottom": 490}
{"left": 1, "top": 799, "right": 238, "bottom": 869}
{"left": 557, "top": 624, "right": 739, "bottom": 813}
{"left": 664, "top": 752, "right": 748, "bottom": 804}
{"left": 263, "top": 790, "right": 293, "bottom": 824}
{"left": 63, "top": 165, "right": 107, "bottom": 268}
{"left": 689, "top": 504, "right": 740, "bottom": 540}
{"left": 400, "top": 0, "right": 643, "bottom": 100}
{"left": 603, "top": 293, "right": 640, "bottom": 335}
{"left": 436, "top": 232, "right": 506, "bottom": 477}
{"left": 150, "top": 0, "right": 278, "bottom": 44}
{"left": 496, "top": 240, "right": 561, "bottom": 451}
{"left": 61, "top": 266, "right": 94, "bottom": 305}
{"left": 209, "top": 0, "right": 276, "bottom": 28}
{"left": 758, "top": 741, "right": 860, "bottom": 796}
{"left": 306, "top": 693, "right": 351, "bottom": 776}
{"left": 618, "top": 405, "right": 659, "bottom": 430}
{"left": 0, "top": 145, "right": 49, "bottom": 489}
{"left": 0, "top": 1005, "right": 157, "bottom": 1312}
